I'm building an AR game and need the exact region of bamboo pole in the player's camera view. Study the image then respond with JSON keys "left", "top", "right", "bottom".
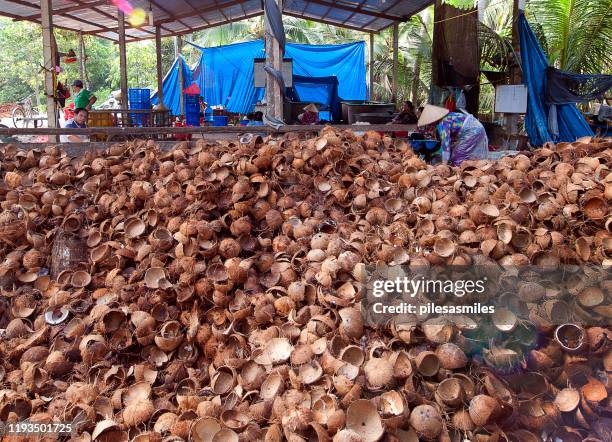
{"left": 155, "top": 25, "right": 165, "bottom": 107}
{"left": 0, "top": 123, "right": 418, "bottom": 137}
{"left": 78, "top": 31, "right": 85, "bottom": 83}
{"left": 118, "top": 10, "right": 128, "bottom": 124}
{"left": 41, "top": 0, "right": 57, "bottom": 141}
{"left": 369, "top": 33, "right": 375, "bottom": 101}
{"left": 176, "top": 36, "right": 184, "bottom": 116}
{"left": 392, "top": 22, "right": 399, "bottom": 105}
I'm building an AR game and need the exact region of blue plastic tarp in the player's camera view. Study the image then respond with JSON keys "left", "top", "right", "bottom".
{"left": 289, "top": 75, "right": 342, "bottom": 121}
{"left": 155, "top": 40, "right": 366, "bottom": 116}
{"left": 151, "top": 56, "right": 193, "bottom": 114}
{"left": 286, "top": 42, "right": 366, "bottom": 103}
{"left": 519, "top": 13, "right": 593, "bottom": 145}
{"left": 193, "top": 40, "right": 265, "bottom": 116}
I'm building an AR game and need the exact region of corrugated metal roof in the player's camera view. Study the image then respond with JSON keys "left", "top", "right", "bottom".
{"left": 0, "top": 0, "right": 434, "bottom": 41}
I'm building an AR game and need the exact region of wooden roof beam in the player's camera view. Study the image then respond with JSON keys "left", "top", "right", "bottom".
{"left": 154, "top": 0, "right": 248, "bottom": 26}
{"left": 343, "top": 0, "right": 376, "bottom": 24}
{"left": 3, "top": 0, "right": 121, "bottom": 33}
{"left": 212, "top": 0, "right": 230, "bottom": 21}
{"left": 181, "top": 0, "right": 212, "bottom": 26}
{"left": 283, "top": 10, "right": 378, "bottom": 33}
{"left": 65, "top": 0, "right": 158, "bottom": 36}
{"left": 17, "top": 0, "right": 109, "bottom": 21}
{"left": 123, "top": 11, "right": 264, "bottom": 43}
{"left": 148, "top": 0, "right": 196, "bottom": 33}
{"left": 373, "top": 1, "right": 433, "bottom": 32}
{"left": 305, "top": 0, "right": 404, "bottom": 21}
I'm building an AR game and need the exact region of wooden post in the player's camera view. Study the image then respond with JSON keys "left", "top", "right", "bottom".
{"left": 504, "top": 0, "right": 522, "bottom": 147}
{"left": 177, "top": 36, "right": 184, "bottom": 116}
{"left": 118, "top": 10, "right": 128, "bottom": 113}
{"left": 392, "top": 22, "right": 399, "bottom": 105}
{"left": 41, "top": 0, "right": 57, "bottom": 141}
{"left": 155, "top": 25, "right": 165, "bottom": 107}
{"left": 369, "top": 33, "right": 375, "bottom": 101}
{"left": 264, "top": 0, "right": 284, "bottom": 120}
{"left": 78, "top": 31, "right": 85, "bottom": 84}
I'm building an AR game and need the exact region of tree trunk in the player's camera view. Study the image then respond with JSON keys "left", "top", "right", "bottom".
{"left": 411, "top": 55, "right": 421, "bottom": 105}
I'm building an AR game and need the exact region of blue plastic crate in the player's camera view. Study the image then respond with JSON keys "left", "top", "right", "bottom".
{"left": 185, "top": 103, "right": 200, "bottom": 113}
{"left": 130, "top": 113, "right": 152, "bottom": 127}
{"left": 129, "top": 88, "right": 151, "bottom": 103}
{"left": 212, "top": 115, "right": 228, "bottom": 126}
{"left": 185, "top": 94, "right": 199, "bottom": 104}
{"left": 129, "top": 102, "right": 151, "bottom": 110}
{"left": 185, "top": 111, "right": 200, "bottom": 126}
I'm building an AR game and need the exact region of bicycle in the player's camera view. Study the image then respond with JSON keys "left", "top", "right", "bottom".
{"left": 12, "top": 96, "right": 42, "bottom": 128}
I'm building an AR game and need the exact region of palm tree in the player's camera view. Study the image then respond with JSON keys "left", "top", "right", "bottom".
{"left": 526, "top": 0, "right": 612, "bottom": 74}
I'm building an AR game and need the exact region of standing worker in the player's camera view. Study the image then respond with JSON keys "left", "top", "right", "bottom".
{"left": 417, "top": 104, "right": 488, "bottom": 166}
{"left": 71, "top": 80, "right": 97, "bottom": 111}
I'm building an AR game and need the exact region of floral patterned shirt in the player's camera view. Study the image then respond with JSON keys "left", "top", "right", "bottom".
{"left": 436, "top": 112, "right": 467, "bottom": 162}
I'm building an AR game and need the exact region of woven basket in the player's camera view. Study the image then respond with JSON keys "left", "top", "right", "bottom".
{"left": 51, "top": 230, "right": 88, "bottom": 279}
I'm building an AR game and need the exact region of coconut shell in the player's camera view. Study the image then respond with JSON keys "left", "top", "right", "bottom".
{"left": 409, "top": 405, "right": 442, "bottom": 439}
{"left": 346, "top": 399, "right": 384, "bottom": 442}
{"left": 469, "top": 395, "right": 499, "bottom": 426}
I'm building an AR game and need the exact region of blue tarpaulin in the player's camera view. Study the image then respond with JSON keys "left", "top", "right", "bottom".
{"left": 288, "top": 75, "right": 342, "bottom": 122}
{"left": 151, "top": 56, "right": 193, "bottom": 113}
{"left": 519, "top": 13, "right": 593, "bottom": 145}
{"left": 154, "top": 40, "right": 366, "bottom": 116}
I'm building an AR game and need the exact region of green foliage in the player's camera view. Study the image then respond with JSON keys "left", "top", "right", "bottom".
{"left": 0, "top": 19, "right": 42, "bottom": 104}
{"left": 527, "top": 0, "right": 612, "bottom": 73}
{"left": 443, "top": 0, "right": 477, "bottom": 10}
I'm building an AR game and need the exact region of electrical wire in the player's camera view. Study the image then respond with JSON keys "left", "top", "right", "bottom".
{"left": 432, "top": 0, "right": 510, "bottom": 24}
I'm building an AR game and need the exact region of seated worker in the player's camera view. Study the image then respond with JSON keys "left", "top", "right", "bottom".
{"left": 199, "top": 96, "right": 209, "bottom": 117}
{"left": 247, "top": 111, "right": 264, "bottom": 126}
{"left": 298, "top": 103, "right": 320, "bottom": 125}
{"left": 392, "top": 100, "right": 418, "bottom": 124}
{"left": 61, "top": 107, "right": 90, "bottom": 143}
{"left": 417, "top": 104, "right": 488, "bottom": 166}
{"left": 72, "top": 80, "right": 97, "bottom": 111}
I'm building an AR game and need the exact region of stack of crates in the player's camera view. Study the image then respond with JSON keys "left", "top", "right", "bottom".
{"left": 128, "top": 88, "right": 151, "bottom": 127}
{"left": 184, "top": 94, "right": 200, "bottom": 127}
{"left": 88, "top": 111, "right": 115, "bottom": 142}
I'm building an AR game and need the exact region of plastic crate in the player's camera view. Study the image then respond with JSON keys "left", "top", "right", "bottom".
{"left": 185, "top": 94, "right": 199, "bottom": 104}
{"left": 88, "top": 111, "right": 114, "bottom": 127}
{"left": 185, "top": 104, "right": 200, "bottom": 114}
{"left": 212, "top": 115, "right": 228, "bottom": 126}
{"left": 128, "top": 88, "right": 151, "bottom": 104}
{"left": 185, "top": 110, "right": 200, "bottom": 127}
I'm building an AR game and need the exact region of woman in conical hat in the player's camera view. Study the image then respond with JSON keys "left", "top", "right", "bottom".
{"left": 298, "top": 103, "right": 320, "bottom": 125}
{"left": 418, "top": 104, "right": 488, "bottom": 166}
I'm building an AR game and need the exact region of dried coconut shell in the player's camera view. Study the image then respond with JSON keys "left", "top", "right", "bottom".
{"left": 581, "top": 377, "right": 608, "bottom": 403}
{"left": 436, "top": 343, "right": 468, "bottom": 370}
{"left": 469, "top": 395, "right": 499, "bottom": 426}
{"left": 409, "top": 404, "right": 442, "bottom": 439}
{"left": 346, "top": 399, "right": 384, "bottom": 442}
{"left": 555, "top": 388, "right": 581, "bottom": 412}
{"left": 364, "top": 357, "right": 393, "bottom": 389}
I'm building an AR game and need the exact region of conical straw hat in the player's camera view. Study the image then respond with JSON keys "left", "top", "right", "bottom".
{"left": 303, "top": 103, "right": 319, "bottom": 113}
{"left": 418, "top": 104, "right": 449, "bottom": 127}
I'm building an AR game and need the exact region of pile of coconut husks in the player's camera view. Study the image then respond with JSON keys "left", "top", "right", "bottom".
{"left": 0, "top": 130, "right": 611, "bottom": 442}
